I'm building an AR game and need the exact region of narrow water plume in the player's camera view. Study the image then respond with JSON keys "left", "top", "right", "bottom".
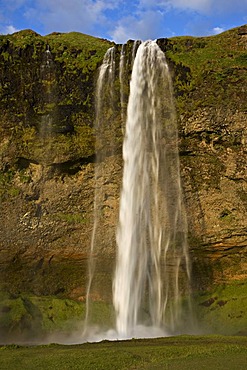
{"left": 94, "top": 46, "right": 123, "bottom": 158}
{"left": 95, "top": 47, "right": 116, "bottom": 122}
{"left": 83, "top": 47, "right": 117, "bottom": 335}
{"left": 119, "top": 41, "right": 141, "bottom": 133}
{"left": 131, "top": 40, "right": 142, "bottom": 67}
{"left": 39, "top": 45, "right": 55, "bottom": 163}
{"left": 119, "top": 44, "right": 126, "bottom": 130}
{"left": 113, "top": 40, "right": 191, "bottom": 338}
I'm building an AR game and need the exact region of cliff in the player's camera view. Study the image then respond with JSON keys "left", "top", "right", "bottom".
{"left": 158, "top": 26, "right": 247, "bottom": 288}
{"left": 0, "top": 26, "right": 246, "bottom": 338}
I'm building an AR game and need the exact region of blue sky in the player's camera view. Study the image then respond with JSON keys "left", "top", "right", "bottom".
{"left": 0, "top": 0, "right": 247, "bottom": 43}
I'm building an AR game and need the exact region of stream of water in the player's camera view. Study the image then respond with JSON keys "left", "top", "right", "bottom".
{"left": 84, "top": 40, "right": 192, "bottom": 341}
{"left": 114, "top": 40, "right": 191, "bottom": 337}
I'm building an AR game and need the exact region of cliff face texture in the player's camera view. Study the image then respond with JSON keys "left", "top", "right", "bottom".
{"left": 0, "top": 26, "right": 246, "bottom": 337}
{"left": 0, "top": 30, "right": 115, "bottom": 298}
{"left": 158, "top": 27, "right": 247, "bottom": 288}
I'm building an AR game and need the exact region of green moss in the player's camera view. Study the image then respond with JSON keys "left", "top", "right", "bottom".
{"left": 8, "top": 30, "right": 43, "bottom": 47}
{"left": 0, "top": 169, "right": 18, "bottom": 199}
{"left": 44, "top": 32, "right": 113, "bottom": 70}
{"left": 194, "top": 280, "right": 247, "bottom": 335}
{"left": 7, "top": 187, "right": 20, "bottom": 197}
{"left": 0, "top": 292, "right": 85, "bottom": 337}
{"left": 164, "top": 27, "right": 247, "bottom": 116}
{"left": 16, "top": 119, "right": 95, "bottom": 163}
{"left": 27, "top": 296, "right": 84, "bottom": 332}
{"left": 0, "top": 29, "right": 112, "bottom": 164}
{"left": 18, "top": 170, "right": 31, "bottom": 184}
{"left": 52, "top": 212, "right": 89, "bottom": 224}
{"left": 0, "top": 291, "right": 114, "bottom": 340}
{"left": 0, "top": 295, "right": 31, "bottom": 330}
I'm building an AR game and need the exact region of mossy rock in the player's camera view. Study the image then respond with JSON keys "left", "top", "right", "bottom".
{"left": 0, "top": 291, "right": 114, "bottom": 342}
{"left": 0, "top": 30, "right": 113, "bottom": 169}
{"left": 157, "top": 26, "right": 247, "bottom": 116}
{"left": 193, "top": 280, "right": 247, "bottom": 335}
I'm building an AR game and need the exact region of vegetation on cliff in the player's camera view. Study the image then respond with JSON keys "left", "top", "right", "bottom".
{"left": 0, "top": 29, "right": 112, "bottom": 172}
{"left": 160, "top": 25, "right": 247, "bottom": 115}
{"left": 0, "top": 26, "right": 246, "bottom": 182}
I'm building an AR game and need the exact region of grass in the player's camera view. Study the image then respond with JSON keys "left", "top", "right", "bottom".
{"left": 0, "top": 335, "right": 246, "bottom": 369}
{"left": 44, "top": 31, "right": 113, "bottom": 72}
{"left": 165, "top": 26, "right": 247, "bottom": 115}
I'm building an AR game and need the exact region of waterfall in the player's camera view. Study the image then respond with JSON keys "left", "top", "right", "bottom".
{"left": 119, "top": 44, "right": 126, "bottom": 129}
{"left": 40, "top": 45, "right": 55, "bottom": 164}
{"left": 113, "top": 40, "right": 191, "bottom": 337}
{"left": 84, "top": 40, "right": 191, "bottom": 341}
{"left": 84, "top": 47, "right": 116, "bottom": 333}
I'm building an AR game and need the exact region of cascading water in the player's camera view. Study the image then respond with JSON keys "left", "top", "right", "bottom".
{"left": 84, "top": 40, "right": 192, "bottom": 341}
{"left": 39, "top": 45, "right": 55, "bottom": 165}
{"left": 113, "top": 40, "right": 191, "bottom": 337}
{"left": 84, "top": 47, "right": 117, "bottom": 334}
{"left": 119, "top": 44, "right": 126, "bottom": 129}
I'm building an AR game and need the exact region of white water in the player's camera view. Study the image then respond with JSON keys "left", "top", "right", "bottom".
{"left": 119, "top": 44, "right": 126, "bottom": 129}
{"left": 95, "top": 46, "right": 115, "bottom": 122}
{"left": 83, "top": 40, "right": 192, "bottom": 341}
{"left": 113, "top": 40, "right": 191, "bottom": 337}
{"left": 84, "top": 47, "right": 117, "bottom": 335}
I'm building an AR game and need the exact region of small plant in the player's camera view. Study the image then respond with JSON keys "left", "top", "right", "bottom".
{"left": 53, "top": 212, "right": 88, "bottom": 224}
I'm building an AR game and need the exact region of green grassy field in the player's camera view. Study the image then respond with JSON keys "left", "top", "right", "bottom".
{"left": 0, "top": 335, "right": 247, "bottom": 370}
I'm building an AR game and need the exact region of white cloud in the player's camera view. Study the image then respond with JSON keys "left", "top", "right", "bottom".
{"left": 24, "top": 0, "right": 110, "bottom": 34}
{"left": 212, "top": 26, "right": 225, "bottom": 34}
{"left": 111, "top": 23, "right": 132, "bottom": 43}
{"left": 137, "top": 0, "right": 211, "bottom": 13}
{"left": 139, "top": 0, "right": 247, "bottom": 15}
{"left": 110, "top": 10, "right": 164, "bottom": 43}
{"left": 110, "top": 0, "right": 247, "bottom": 42}
{"left": 5, "top": 25, "right": 19, "bottom": 34}
{"left": 0, "top": 25, "right": 19, "bottom": 35}
{"left": 1, "top": 0, "right": 247, "bottom": 41}
{"left": 1, "top": 0, "right": 122, "bottom": 36}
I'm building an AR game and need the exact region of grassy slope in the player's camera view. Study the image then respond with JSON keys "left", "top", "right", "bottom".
{"left": 0, "top": 336, "right": 247, "bottom": 370}
{"left": 165, "top": 25, "right": 247, "bottom": 115}
{"left": 2, "top": 29, "right": 112, "bottom": 71}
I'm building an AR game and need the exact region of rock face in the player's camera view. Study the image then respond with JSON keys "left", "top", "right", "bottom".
{"left": 0, "top": 27, "right": 246, "bottom": 300}
{"left": 157, "top": 28, "right": 247, "bottom": 290}
{"left": 0, "top": 30, "right": 115, "bottom": 297}
{"left": 181, "top": 108, "right": 246, "bottom": 289}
